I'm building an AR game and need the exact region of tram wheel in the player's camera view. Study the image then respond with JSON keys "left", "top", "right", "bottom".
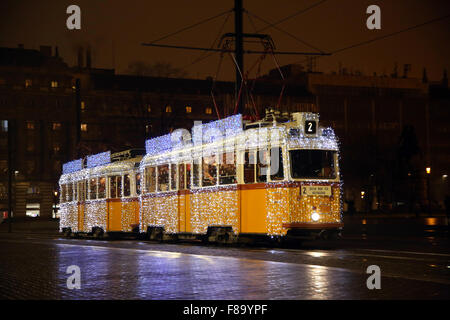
{"left": 63, "top": 228, "right": 72, "bottom": 238}
{"left": 147, "top": 226, "right": 164, "bottom": 242}
{"left": 92, "top": 227, "right": 104, "bottom": 238}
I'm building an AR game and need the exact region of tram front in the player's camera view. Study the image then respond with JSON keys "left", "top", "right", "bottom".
{"left": 283, "top": 113, "right": 343, "bottom": 240}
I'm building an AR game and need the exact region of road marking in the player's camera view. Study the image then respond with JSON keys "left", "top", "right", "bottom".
{"left": 362, "top": 249, "right": 450, "bottom": 258}
{"left": 260, "top": 247, "right": 450, "bottom": 262}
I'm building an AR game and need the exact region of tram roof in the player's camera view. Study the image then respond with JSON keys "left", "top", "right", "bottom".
{"left": 141, "top": 113, "right": 339, "bottom": 167}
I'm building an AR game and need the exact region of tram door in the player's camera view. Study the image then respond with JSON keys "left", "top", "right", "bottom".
{"left": 77, "top": 180, "right": 86, "bottom": 232}
{"left": 108, "top": 175, "right": 123, "bottom": 231}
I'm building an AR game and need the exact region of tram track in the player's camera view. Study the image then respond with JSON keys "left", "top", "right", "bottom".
{"left": 1, "top": 233, "right": 449, "bottom": 286}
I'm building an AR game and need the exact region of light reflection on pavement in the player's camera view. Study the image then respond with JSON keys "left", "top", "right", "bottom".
{"left": 0, "top": 235, "right": 449, "bottom": 299}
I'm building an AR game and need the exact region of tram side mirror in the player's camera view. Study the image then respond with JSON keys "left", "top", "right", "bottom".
{"left": 304, "top": 120, "right": 317, "bottom": 135}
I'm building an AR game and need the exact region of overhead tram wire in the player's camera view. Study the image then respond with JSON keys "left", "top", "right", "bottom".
{"left": 331, "top": 12, "right": 450, "bottom": 55}
{"left": 141, "top": 43, "right": 330, "bottom": 56}
{"left": 255, "top": 0, "right": 330, "bottom": 33}
{"left": 173, "top": 0, "right": 331, "bottom": 70}
{"left": 246, "top": 9, "right": 326, "bottom": 54}
{"left": 292, "top": 12, "right": 450, "bottom": 65}
{"left": 181, "top": 10, "right": 233, "bottom": 71}
{"left": 146, "top": 9, "right": 233, "bottom": 45}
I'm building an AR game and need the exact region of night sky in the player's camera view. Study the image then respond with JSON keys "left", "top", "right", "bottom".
{"left": 1, "top": 0, "right": 449, "bottom": 81}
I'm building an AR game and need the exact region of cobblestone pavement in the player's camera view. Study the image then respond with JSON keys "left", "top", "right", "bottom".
{"left": 0, "top": 233, "right": 449, "bottom": 299}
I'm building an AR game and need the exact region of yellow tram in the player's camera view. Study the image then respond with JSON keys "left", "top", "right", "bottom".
{"left": 59, "top": 110, "right": 343, "bottom": 242}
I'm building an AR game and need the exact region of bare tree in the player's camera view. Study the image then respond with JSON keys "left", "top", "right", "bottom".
{"left": 127, "top": 61, "right": 188, "bottom": 78}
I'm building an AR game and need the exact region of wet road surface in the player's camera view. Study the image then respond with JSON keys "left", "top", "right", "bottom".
{"left": 0, "top": 233, "right": 448, "bottom": 299}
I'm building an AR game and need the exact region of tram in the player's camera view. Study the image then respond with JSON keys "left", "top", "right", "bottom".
{"left": 59, "top": 110, "right": 343, "bottom": 243}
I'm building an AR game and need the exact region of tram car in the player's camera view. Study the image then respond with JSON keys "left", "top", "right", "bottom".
{"left": 59, "top": 110, "right": 343, "bottom": 243}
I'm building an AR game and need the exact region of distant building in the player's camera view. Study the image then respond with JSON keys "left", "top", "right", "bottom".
{"left": 263, "top": 64, "right": 450, "bottom": 212}
{"left": 1, "top": 47, "right": 448, "bottom": 218}
{"left": 0, "top": 46, "right": 312, "bottom": 218}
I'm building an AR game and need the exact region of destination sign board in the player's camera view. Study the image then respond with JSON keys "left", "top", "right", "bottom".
{"left": 301, "top": 185, "right": 332, "bottom": 196}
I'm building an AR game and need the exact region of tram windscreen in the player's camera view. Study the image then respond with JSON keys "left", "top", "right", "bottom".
{"left": 290, "top": 150, "right": 336, "bottom": 179}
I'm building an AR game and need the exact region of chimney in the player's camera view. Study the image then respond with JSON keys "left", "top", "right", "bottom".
{"left": 402, "top": 64, "right": 411, "bottom": 78}
{"left": 422, "top": 68, "right": 428, "bottom": 83}
{"left": 55, "top": 46, "right": 59, "bottom": 58}
{"left": 77, "top": 47, "right": 84, "bottom": 69}
{"left": 86, "top": 47, "right": 91, "bottom": 69}
{"left": 443, "top": 69, "right": 448, "bottom": 88}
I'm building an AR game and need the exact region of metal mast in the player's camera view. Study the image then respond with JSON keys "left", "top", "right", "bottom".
{"left": 234, "top": 0, "right": 244, "bottom": 114}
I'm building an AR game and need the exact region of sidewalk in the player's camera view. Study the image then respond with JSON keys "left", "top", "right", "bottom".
{"left": 0, "top": 219, "right": 59, "bottom": 234}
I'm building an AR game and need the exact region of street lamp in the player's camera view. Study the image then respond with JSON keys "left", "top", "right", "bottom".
{"left": 426, "top": 167, "right": 431, "bottom": 216}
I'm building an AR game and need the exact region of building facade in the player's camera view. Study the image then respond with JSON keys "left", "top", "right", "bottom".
{"left": 1, "top": 46, "right": 448, "bottom": 218}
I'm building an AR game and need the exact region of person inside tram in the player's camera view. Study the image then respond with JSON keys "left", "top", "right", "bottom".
{"left": 202, "top": 155, "right": 217, "bottom": 186}
{"left": 158, "top": 166, "right": 169, "bottom": 191}
{"left": 257, "top": 149, "right": 268, "bottom": 182}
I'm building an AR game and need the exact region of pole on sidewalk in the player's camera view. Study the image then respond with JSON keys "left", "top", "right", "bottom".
{"left": 7, "top": 119, "right": 13, "bottom": 233}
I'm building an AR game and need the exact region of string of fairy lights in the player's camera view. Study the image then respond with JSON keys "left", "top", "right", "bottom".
{"left": 59, "top": 112, "right": 343, "bottom": 236}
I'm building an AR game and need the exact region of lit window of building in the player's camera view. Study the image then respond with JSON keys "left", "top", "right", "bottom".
{"left": 146, "top": 124, "right": 152, "bottom": 134}
{"left": 26, "top": 160, "right": 35, "bottom": 174}
{"left": 52, "top": 122, "right": 62, "bottom": 130}
{"left": 0, "top": 120, "right": 7, "bottom": 132}
{"left": 205, "top": 107, "right": 213, "bottom": 115}
{"left": 25, "top": 79, "right": 32, "bottom": 88}
{"left": 53, "top": 145, "right": 61, "bottom": 154}
{"left": 26, "top": 203, "right": 40, "bottom": 218}
{"left": 27, "top": 185, "right": 40, "bottom": 195}
{"left": 186, "top": 106, "right": 192, "bottom": 113}
{"left": 165, "top": 105, "right": 172, "bottom": 113}
{"left": 147, "top": 105, "right": 152, "bottom": 113}
{"left": 51, "top": 81, "right": 58, "bottom": 88}
{"left": 81, "top": 101, "right": 86, "bottom": 111}
{"left": 26, "top": 140, "right": 35, "bottom": 152}
{"left": 81, "top": 124, "right": 88, "bottom": 132}
{"left": 0, "top": 183, "right": 6, "bottom": 200}
{"left": 26, "top": 121, "right": 35, "bottom": 130}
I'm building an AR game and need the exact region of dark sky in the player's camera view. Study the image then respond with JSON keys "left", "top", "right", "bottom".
{"left": 1, "top": 0, "right": 449, "bottom": 81}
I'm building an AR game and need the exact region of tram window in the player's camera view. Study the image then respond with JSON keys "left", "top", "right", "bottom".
{"left": 73, "top": 182, "right": 78, "bottom": 201}
{"left": 256, "top": 149, "right": 268, "bottom": 183}
{"left": 109, "top": 176, "right": 116, "bottom": 198}
{"left": 186, "top": 163, "right": 192, "bottom": 189}
{"left": 145, "top": 167, "right": 156, "bottom": 193}
{"left": 219, "top": 152, "right": 236, "bottom": 185}
{"left": 170, "top": 164, "right": 177, "bottom": 191}
{"left": 158, "top": 165, "right": 169, "bottom": 192}
{"left": 61, "top": 184, "right": 66, "bottom": 203}
{"left": 135, "top": 173, "right": 141, "bottom": 195}
{"left": 290, "top": 150, "right": 336, "bottom": 179}
{"left": 178, "top": 164, "right": 185, "bottom": 190}
{"left": 96, "top": 177, "right": 104, "bottom": 199}
{"left": 202, "top": 155, "right": 217, "bottom": 187}
{"left": 270, "top": 147, "right": 284, "bottom": 181}
{"left": 124, "top": 174, "right": 131, "bottom": 197}
{"left": 193, "top": 161, "right": 200, "bottom": 187}
{"left": 89, "top": 178, "right": 97, "bottom": 200}
{"left": 244, "top": 151, "right": 256, "bottom": 184}
{"left": 67, "top": 183, "right": 73, "bottom": 202}
{"left": 117, "top": 176, "right": 122, "bottom": 197}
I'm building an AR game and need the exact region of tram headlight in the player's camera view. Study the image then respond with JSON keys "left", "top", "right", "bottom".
{"left": 311, "top": 212, "right": 320, "bottom": 222}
